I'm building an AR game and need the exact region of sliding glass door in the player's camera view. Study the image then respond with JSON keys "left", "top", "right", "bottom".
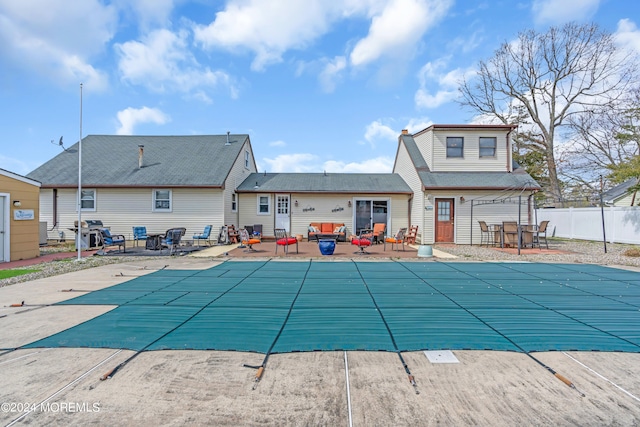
{"left": 354, "top": 199, "right": 388, "bottom": 234}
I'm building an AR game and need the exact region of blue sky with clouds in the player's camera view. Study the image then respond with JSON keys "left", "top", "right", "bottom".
{"left": 1, "top": 0, "right": 639, "bottom": 176}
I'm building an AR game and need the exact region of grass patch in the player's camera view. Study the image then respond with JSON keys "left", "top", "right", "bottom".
{"left": 0, "top": 269, "right": 40, "bottom": 279}
{"left": 623, "top": 248, "right": 640, "bottom": 257}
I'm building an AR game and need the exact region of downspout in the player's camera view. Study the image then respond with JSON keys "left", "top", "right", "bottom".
{"left": 506, "top": 127, "right": 513, "bottom": 172}
{"left": 423, "top": 188, "right": 429, "bottom": 244}
{"left": 50, "top": 189, "right": 58, "bottom": 230}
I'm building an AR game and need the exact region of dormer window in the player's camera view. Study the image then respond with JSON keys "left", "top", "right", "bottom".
{"left": 479, "top": 137, "right": 497, "bottom": 157}
{"left": 446, "top": 137, "right": 464, "bottom": 158}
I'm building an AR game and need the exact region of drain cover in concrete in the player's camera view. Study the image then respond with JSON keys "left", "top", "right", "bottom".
{"left": 424, "top": 350, "right": 459, "bottom": 364}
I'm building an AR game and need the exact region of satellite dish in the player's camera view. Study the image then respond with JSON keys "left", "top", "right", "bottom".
{"left": 51, "top": 136, "right": 66, "bottom": 151}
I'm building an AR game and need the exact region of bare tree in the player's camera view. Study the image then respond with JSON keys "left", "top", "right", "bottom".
{"left": 561, "top": 90, "right": 640, "bottom": 189}
{"left": 459, "top": 22, "right": 638, "bottom": 201}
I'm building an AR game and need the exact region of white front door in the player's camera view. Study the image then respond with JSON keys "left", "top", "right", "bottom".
{"left": 0, "top": 195, "right": 6, "bottom": 262}
{"left": 275, "top": 194, "right": 290, "bottom": 232}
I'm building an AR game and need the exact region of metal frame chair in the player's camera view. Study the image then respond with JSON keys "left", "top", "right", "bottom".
{"left": 275, "top": 228, "right": 298, "bottom": 255}
{"left": 239, "top": 228, "right": 261, "bottom": 252}
{"left": 351, "top": 229, "right": 373, "bottom": 254}
{"left": 162, "top": 228, "right": 185, "bottom": 255}
{"left": 193, "top": 225, "right": 213, "bottom": 246}
{"left": 532, "top": 220, "right": 550, "bottom": 249}
{"left": 132, "top": 226, "right": 148, "bottom": 247}
{"left": 478, "top": 221, "right": 494, "bottom": 247}
{"left": 100, "top": 228, "right": 126, "bottom": 253}
{"left": 384, "top": 228, "right": 407, "bottom": 251}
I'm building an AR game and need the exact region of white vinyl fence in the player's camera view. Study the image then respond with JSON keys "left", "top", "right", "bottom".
{"left": 535, "top": 206, "right": 640, "bottom": 245}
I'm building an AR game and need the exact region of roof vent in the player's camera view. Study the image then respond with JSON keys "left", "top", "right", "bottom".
{"left": 225, "top": 131, "right": 231, "bottom": 145}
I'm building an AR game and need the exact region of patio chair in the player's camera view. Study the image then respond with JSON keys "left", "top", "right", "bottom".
{"left": 239, "top": 228, "right": 261, "bottom": 252}
{"left": 478, "top": 221, "right": 494, "bottom": 247}
{"left": 502, "top": 221, "right": 518, "bottom": 248}
{"left": 100, "top": 228, "right": 126, "bottom": 253}
{"left": 384, "top": 228, "right": 407, "bottom": 251}
{"left": 162, "top": 228, "right": 185, "bottom": 255}
{"left": 405, "top": 225, "right": 419, "bottom": 245}
{"left": 132, "top": 226, "right": 148, "bottom": 247}
{"left": 532, "top": 220, "right": 550, "bottom": 249}
{"left": 372, "top": 223, "right": 386, "bottom": 244}
{"left": 275, "top": 228, "right": 298, "bottom": 255}
{"left": 351, "top": 229, "right": 373, "bottom": 254}
{"left": 193, "top": 225, "right": 213, "bottom": 247}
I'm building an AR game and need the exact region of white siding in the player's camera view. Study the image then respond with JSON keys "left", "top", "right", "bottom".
{"left": 431, "top": 129, "right": 510, "bottom": 172}
{"left": 413, "top": 131, "right": 433, "bottom": 170}
{"left": 43, "top": 188, "right": 224, "bottom": 241}
{"left": 224, "top": 140, "right": 257, "bottom": 227}
{"left": 421, "top": 191, "right": 533, "bottom": 244}
{"left": 239, "top": 192, "right": 410, "bottom": 240}
{"left": 613, "top": 192, "right": 635, "bottom": 206}
{"left": 238, "top": 193, "right": 275, "bottom": 237}
{"left": 38, "top": 189, "right": 55, "bottom": 236}
{"left": 393, "top": 142, "right": 424, "bottom": 243}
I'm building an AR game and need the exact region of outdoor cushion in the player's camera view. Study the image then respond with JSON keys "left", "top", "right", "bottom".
{"left": 277, "top": 237, "right": 298, "bottom": 245}
{"left": 351, "top": 238, "right": 371, "bottom": 247}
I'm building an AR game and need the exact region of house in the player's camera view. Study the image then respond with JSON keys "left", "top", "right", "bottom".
{"left": 0, "top": 168, "right": 41, "bottom": 261}
{"left": 235, "top": 172, "right": 413, "bottom": 239}
{"left": 28, "top": 125, "right": 541, "bottom": 247}
{"left": 393, "top": 125, "right": 540, "bottom": 244}
{"left": 603, "top": 178, "right": 639, "bottom": 206}
{"left": 27, "top": 134, "right": 257, "bottom": 241}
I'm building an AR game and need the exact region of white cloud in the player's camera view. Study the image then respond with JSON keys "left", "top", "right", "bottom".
{"left": 116, "top": 106, "right": 171, "bottom": 135}
{"left": 193, "top": 0, "right": 340, "bottom": 71}
{"left": 269, "top": 140, "right": 286, "bottom": 147}
{"left": 405, "top": 117, "right": 433, "bottom": 134}
{"left": 319, "top": 56, "right": 347, "bottom": 93}
{"left": 115, "top": 0, "right": 175, "bottom": 29}
{"left": 364, "top": 120, "right": 397, "bottom": 149}
{"left": 324, "top": 157, "right": 394, "bottom": 173}
{"left": 615, "top": 19, "right": 640, "bottom": 54}
{"left": 350, "top": 0, "right": 452, "bottom": 67}
{"left": 193, "top": 0, "right": 452, "bottom": 73}
{"left": 262, "top": 153, "right": 319, "bottom": 173}
{"left": 261, "top": 152, "right": 394, "bottom": 173}
{"left": 0, "top": 0, "right": 116, "bottom": 90}
{"left": 414, "top": 59, "right": 471, "bottom": 109}
{"left": 532, "top": 0, "right": 600, "bottom": 25}
{"left": 115, "top": 29, "right": 236, "bottom": 99}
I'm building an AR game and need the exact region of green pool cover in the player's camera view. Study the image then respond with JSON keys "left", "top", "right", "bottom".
{"left": 23, "top": 261, "right": 640, "bottom": 354}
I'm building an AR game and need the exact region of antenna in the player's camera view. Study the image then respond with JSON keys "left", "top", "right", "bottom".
{"left": 51, "top": 136, "right": 67, "bottom": 151}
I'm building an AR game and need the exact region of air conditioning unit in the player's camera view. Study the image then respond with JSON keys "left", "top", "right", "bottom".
{"left": 39, "top": 222, "right": 48, "bottom": 246}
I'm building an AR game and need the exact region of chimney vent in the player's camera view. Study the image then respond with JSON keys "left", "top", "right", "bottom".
{"left": 401, "top": 129, "right": 409, "bottom": 135}
{"left": 138, "top": 145, "right": 144, "bottom": 168}
{"left": 225, "top": 131, "right": 231, "bottom": 145}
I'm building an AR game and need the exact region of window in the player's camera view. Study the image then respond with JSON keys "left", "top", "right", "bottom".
{"left": 257, "top": 194, "right": 270, "bottom": 215}
{"left": 153, "top": 189, "right": 172, "bottom": 212}
{"left": 79, "top": 189, "right": 96, "bottom": 211}
{"left": 245, "top": 150, "right": 250, "bottom": 168}
{"left": 479, "top": 137, "right": 497, "bottom": 157}
{"left": 231, "top": 193, "right": 237, "bottom": 212}
{"left": 446, "top": 137, "right": 464, "bottom": 158}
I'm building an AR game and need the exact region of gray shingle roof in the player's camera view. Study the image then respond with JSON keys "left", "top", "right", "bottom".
{"left": 400, "top": 135, "right": 540, "bottom": 190}
{"left": 237, "top": 173, "right": 412, "bottom": 194}
{"left": 603, "top": 178, "right": 639, "bottom": 202}
{"left": 27, "top": 134, "right": 250, "bottom": 187}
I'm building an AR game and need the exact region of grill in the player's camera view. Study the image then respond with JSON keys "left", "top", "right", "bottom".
{"left": 70, "top": 219, "right": 104, "bottom": 249}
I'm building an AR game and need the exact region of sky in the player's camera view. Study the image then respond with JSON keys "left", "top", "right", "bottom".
{"left": 1, "top": 0, "right": 640, "bottom": 177}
